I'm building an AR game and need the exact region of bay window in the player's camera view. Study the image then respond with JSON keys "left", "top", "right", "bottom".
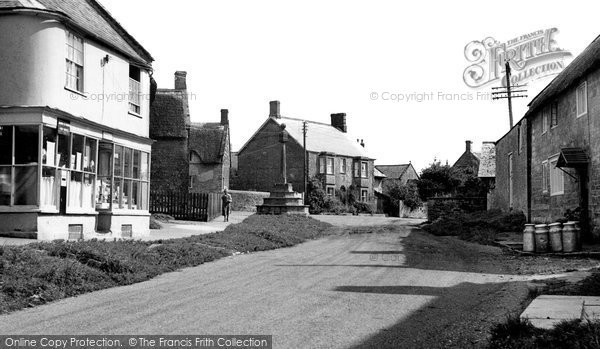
{"left": 0, "top": 125, "right": 39, "bottom": 206}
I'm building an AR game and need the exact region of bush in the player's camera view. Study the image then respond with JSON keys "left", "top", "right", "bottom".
{"left": 421, "top": 210, "right": 527, "bottom": 245}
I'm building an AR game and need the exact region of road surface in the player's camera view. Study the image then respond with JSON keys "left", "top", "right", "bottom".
{"left": 0, "top": 218, "right": 566, "bottom": 348}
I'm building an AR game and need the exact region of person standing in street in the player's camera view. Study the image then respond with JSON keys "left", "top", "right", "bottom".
{"left": 221, "top": 188, "right": 232, "bottom": 222}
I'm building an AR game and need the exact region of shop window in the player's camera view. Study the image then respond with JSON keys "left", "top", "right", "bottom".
{"left": 114, "top": 145, "right": 123, "bottom": 177}
{"left": 41, "top": 167, "right": 58, "bottom": 208}
{"left": 0, "top": 167, "right": 11, "bottom": 205}
{"left": 96, "top": 142, "right": 113, "bottom": 210}
{"left": 0, "top": 125, "right": 39, "bottom": 206}
{"left": 57, "top": 129, "right": 70, "bottom": 168}
{"left": 15, "top": 126, "right": 39, "bottom": 165}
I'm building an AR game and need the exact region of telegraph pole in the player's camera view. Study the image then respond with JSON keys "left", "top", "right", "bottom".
{"left": 492, "top": 60, "right": 528, "bottom": 129}
{"left": 302, "top": 121, "right": 308, "bottom": 203}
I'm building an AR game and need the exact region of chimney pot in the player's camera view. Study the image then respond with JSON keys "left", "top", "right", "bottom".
{"left": 269, "top": 100, "right": 281, "bottom": 118}
{"left": 330, "top": 113, "right": 347, "bottom": 133}
{"left": 221, "top": 109, "right": 229, "bottom": 125}
{"left": 360, "top": 139, "right": 365, "bottom": 148}
{"left": 175, "top": 71, "right": 187, "bottom": 90}
{"left": 465, "top": 140, "right": 472, "bottom": 152}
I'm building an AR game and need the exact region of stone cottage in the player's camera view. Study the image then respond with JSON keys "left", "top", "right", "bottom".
{"left": 234, "top": 101, "right": 375, "bottom": 202}
{"left": 150, "top": 72, "right": 230, "bottom": 193}
{"left": 492, "top": 34, "right": 600, "bottom": 239}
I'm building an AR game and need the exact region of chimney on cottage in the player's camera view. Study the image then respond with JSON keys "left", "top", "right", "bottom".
{"left": 330, "top": 113, "right": 347, "bottom": 133}
{"left": 465, "top": 140, "right": 472, "bottom": 153}
{"left": 174, "top": 71, "right": 187, "bottom": 90}
{"left": 269, "top": 100, "right": 281, "bottom": 118}
{"left": 221, "top": 109, "right": 229, "bottom": 126}
{"left": 360, "top": 139, "right": 365, "bottom": 148}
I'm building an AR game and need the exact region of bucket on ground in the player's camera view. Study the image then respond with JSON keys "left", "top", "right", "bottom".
{"left": 562, "top": 221, "right": 580, "bottom": 252}
{"left": 534, "top": 224, "right": 549, "bottom": 253}
{"left": 548, "top": 222, "right": 563, "bottom": 252}
{"left": 523, "top": 224, "right": 535, "bottom": 252}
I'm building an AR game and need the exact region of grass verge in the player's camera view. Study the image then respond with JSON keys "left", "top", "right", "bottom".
{"left": 0, "top": 214, "right": 332, "bottom": 314}
{"left": 488, "top": 315, "right": 600, "bottom": 349}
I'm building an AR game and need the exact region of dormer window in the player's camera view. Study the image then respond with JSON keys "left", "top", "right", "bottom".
{"left": 65, "top": 31, "right": 84, "bottom": 92}
{"left": 129, "top": 65, "right": 141, "bottom": 115}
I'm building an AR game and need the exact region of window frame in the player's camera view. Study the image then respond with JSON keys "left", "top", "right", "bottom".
{"left": 550, "top": 101, "right": 558, "bottom": 128}
{"left": 549, "top": 155, "right": 564, "bottom": 196}
{"left": 128, "top": 65, "right": 142, "bottom": 116}
{"left": 0, "top": 125, "right": 43, "bottom": 210}
{"left": 65, "top": 31, "right": 85, "bottom": 93}
{"left": 576, "top": 81, "right": 588, "bottom": 118}
{"left": 326, "top": 186, "right": 334, "bottom": 197}
{"left": 340, "top": 158, "right": 346, "bottom": 174}
{"left": 360, "top": 161, "right": 368, "bottom": 178}
{"left": 326, "top": 157, "right": 334, "bottom": 175}
{"left": 542, "top": 160, "right": 549, "bottom": 194}
{"left": 542, "top": 107, "right": 549, "bottom": 134}
{"left": 360, "top": 189, "right": 368, "bottom": 202}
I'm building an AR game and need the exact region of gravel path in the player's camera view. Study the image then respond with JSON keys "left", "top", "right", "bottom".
{"left": 1, "top": 219, "right": 597, "bottom": 348}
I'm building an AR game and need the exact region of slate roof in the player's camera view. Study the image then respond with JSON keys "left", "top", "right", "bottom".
{"left": 189, "top": 123, "right": 228, "bottom": 164}
{"left": 373, "top": 168, "right": 387, "bottom": 178}
{"left": 477, "top": 142, "right": 496, "bottom": 178}
{"left": 270, "top": 117, "right": 372, "bottom": 159}
{"left": 375, "top": 164, "right": 411, "bottom": 179}
{"left": 527, "top": 34, "right": 599, "bottom": 115}
{"left": 0, "top": 0, "right": 153, "bottom": 65}
{"left": 150, "top": 90, "right": 190, "bottom": 138}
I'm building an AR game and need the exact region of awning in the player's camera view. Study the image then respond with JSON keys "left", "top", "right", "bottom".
{"left": 557, "top": 148, "right": 588, "bottom": 168}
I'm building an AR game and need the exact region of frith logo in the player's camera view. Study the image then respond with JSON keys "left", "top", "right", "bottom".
{"left": 463, "top": 28, "right": 572, "bottom": 88}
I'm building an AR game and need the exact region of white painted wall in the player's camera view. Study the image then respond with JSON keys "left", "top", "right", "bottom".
{"left": 0, "top": 14, "right": 150, "bottom": 138}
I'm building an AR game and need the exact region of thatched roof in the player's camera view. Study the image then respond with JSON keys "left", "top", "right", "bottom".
{"left": 150, "top": 89, "right": 190, "bottom": 139}
{"left": 188, "top": 123, "right": 228, "bottom": 164}
{"left": 527, "top": 34, "right": 600, "bottom": 115}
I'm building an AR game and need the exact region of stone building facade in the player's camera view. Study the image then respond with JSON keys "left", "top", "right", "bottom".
{"left": 492, "top": 34, "right": 600, "bottom": 239}
{"left": 234, "top": 101, "right": 375, "bottom": 202}
{"left": 491, "top": 120, "right": 529, "bottom": 217}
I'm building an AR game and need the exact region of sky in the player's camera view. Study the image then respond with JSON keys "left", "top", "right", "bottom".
{"left": 99, "top": 0, "right": 600, "bottom": 172}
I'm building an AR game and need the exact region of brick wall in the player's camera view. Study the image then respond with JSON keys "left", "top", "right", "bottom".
{"left": 151, "top": 138, "right": 189, "bottom": 192}
{"left": 236, "top": 119, "right": 305, "bottom": 192}
{"left": 490, "top": 120, "right": 529, "bottom": 217}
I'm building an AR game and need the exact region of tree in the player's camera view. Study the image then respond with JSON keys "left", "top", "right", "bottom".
{"left": 416, "top": 160, "right": 491, "bottom": 200}
{"left": 386, "top": 180, "right": 422, "bottom": 215}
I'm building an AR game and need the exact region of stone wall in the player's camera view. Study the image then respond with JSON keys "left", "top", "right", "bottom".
{"left": 427, "top": 197, "right": 487, "bottom": 222}
{"left": 229, "top": 190, "right": 270, "bottom": 212}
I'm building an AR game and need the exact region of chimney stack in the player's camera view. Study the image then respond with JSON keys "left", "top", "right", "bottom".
{"left": 174, "top": 71, "right": 187, "bottom": 90}
{"left": 221, "top": 109, "right": 229, "bottom": 126}
{"left": 269, "top": 100, "right": 280, "bottom": 118}
{"left": 330, "top": 113, "right": 347, "bottom": 133}
{"left": 360, "top": 139, "right": 365, "bottom": 148}
{"left": 465, "top": 140, "right": 472, "bottom": 152}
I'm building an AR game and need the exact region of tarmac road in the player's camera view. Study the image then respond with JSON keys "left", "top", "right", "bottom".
{"left": 0, "top": 218, "right": 559, "bottom": 348}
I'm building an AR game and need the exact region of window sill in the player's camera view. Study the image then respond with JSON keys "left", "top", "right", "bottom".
{"left": 64, "top": 86, "right": 87, "bottom": 98}
{"left": 101, "top": 209, "right": 150, "bottom": 216}
{"left": 0, "top": 206, "right": 40, "bottom": 213}
{"left": 128, "top": 111, "right": 142, "bottom": 118}
{"left": 66, "top": 208, "right": 98, "bottom": 215}
{"left": 577, "top": 112, "right": 587, "bottom": 119}
{"left": 550, "top": 192, "right": 564, "bottom": 197}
